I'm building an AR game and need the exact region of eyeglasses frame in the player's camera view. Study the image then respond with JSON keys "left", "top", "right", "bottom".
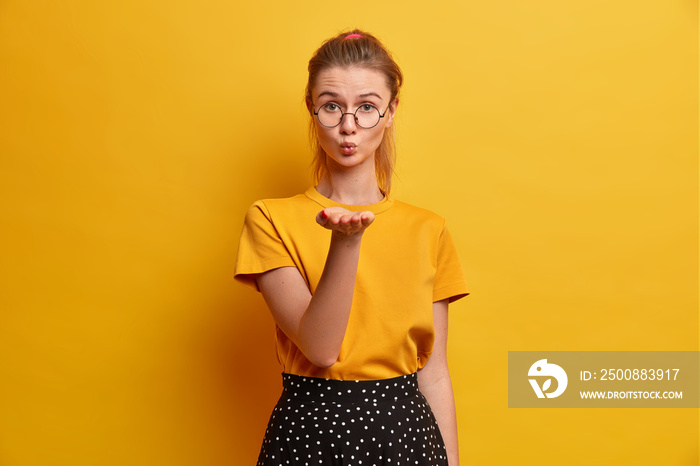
{"left": 312, "top": 102, "right": 393, "bottom": 129}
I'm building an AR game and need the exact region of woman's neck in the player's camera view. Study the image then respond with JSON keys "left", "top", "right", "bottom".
{"left": 316, "top": 172, "right": 384, "bottom": 206}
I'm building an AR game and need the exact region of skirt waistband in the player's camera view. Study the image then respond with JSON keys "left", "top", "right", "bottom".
{"left": 281, "top": 372, "right": 419, "bottom": 404}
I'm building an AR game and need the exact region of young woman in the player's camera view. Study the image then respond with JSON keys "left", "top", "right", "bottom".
{"left": 235, "top": 29, "right": 469, "bottom": 466}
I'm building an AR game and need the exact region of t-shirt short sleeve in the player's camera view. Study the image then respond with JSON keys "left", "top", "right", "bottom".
{"left": 234, "top": 200, "right": 296, "bottom": 291}
{"left": 433, "top": 224, "right": 469, "bottom": 303}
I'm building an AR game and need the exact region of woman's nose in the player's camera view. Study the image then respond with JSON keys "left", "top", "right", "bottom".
{"left": 339, "top": 112, "right": 357, "bottom": 134}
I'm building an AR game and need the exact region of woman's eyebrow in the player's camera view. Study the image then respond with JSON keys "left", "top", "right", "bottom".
{"left": 317, "top": 91, "right": 339, "bottom": 99}
{"left": 359, "top": 92, "right": 382, "bottom": 100}
{"left": 316, "top": 91, "right": 383, "bottom": 101}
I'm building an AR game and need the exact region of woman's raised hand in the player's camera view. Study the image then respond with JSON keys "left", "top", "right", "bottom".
{"left": 315, "top": 207, "right": 375, "bottom": 237}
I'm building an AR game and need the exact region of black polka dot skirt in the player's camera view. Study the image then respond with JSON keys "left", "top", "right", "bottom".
{"left": 256, "top": 372, "right": 447, "bottom": 465}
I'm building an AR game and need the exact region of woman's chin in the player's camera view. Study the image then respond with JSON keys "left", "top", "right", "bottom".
{"left": 330, "top": 150, "right": 375, "bottom": 167}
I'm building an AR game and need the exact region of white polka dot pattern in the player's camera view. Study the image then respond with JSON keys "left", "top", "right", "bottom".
{"left": 256, "top": 372, "right": 447, "bottom": 465}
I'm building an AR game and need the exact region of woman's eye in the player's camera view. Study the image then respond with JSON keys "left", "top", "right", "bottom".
{"left": 323, "top": 103, "right": 339, "bottom": 112}
{"left": 359, "top": 104, "right": 374, "bottom": 112}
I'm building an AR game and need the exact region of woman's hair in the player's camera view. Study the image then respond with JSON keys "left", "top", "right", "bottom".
{"left": 305, "top": 29, "right": 404, "bottom": 195}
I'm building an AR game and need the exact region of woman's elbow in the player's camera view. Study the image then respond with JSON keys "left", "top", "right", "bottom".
{"left": 296, "top": 330, "right": 342, "bottom": 368}
{"left": 305, "top": 349, "right": 340, "bottom": 369}
{"left": 311, "top": 355, "right": 338, "bottom": 368}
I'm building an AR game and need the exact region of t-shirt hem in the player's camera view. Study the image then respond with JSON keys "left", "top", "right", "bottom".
{"left": 433, "top": 283, "right": 470, "bottom": 303}
{"left": 234, "top": 257, "right": 297, "bottom": 291}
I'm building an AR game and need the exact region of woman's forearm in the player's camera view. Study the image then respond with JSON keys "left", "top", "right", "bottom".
{"left": 420, "top": 371, "right": 460, "bottom": 465}
{"left": 297, "top": 232, "right": 362, "bottom": 367}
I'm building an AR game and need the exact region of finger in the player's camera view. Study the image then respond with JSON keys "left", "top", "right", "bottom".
{"left": 328, "top": 212, "right": 342, "bottom": 225}
{"left": 360, "top": 212, "right": 375, "bottom": 226}
{"left": 316, "top": 209, "right": 330, "bottom": 227}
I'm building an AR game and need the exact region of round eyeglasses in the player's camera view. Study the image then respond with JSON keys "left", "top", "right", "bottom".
{"left": 313, "top": 103, "right": 391, "bottom": 129}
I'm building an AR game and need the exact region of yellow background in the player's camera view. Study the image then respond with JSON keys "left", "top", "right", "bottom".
{"left": 0, "top": 1, "right": 697, "bottom": 465}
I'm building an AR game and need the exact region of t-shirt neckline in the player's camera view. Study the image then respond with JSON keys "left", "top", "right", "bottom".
{"left": 305, "top": 186, "right": 394, "bottom": 214}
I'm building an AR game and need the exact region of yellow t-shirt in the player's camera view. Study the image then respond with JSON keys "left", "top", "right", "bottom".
{"left": 234, "top": 187, "right": 469, "bottom": 380}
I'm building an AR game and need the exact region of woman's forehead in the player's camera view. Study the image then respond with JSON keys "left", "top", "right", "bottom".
{"left": 313, "top": 67, "right": 391, "bottom": 101}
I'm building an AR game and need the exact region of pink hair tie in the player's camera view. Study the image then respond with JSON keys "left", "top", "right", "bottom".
{"left": 345, "top": 33, "right": 363, "bottom": 39}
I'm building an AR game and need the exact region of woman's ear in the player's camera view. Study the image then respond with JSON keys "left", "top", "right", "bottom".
{"left": 305, "top": 98, "right": 313, "bottom": 113}
{"left": 385, "top": 97, "right": 399, "bottom": 128}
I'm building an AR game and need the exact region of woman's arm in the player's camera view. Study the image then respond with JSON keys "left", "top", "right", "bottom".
{"left": 418, "top": 298, "right": 460, "bottom": 466}
{"left": 255, "top": 207, "right": 374, "bottom": 368}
